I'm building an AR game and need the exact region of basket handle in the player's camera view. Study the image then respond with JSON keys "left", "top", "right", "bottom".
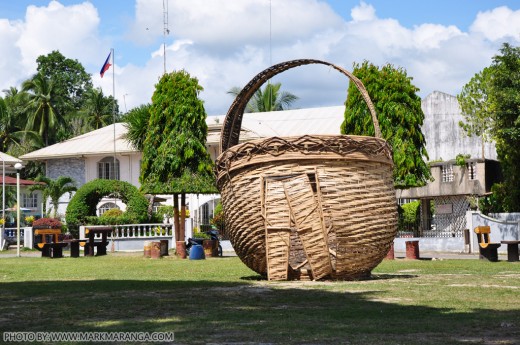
{"left": 220, "top": 59, "right": 381, "bottom": 152}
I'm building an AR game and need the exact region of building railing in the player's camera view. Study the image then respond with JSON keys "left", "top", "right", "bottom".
{"left": 3, "top": 227, "right": 25, "bottom": 244}
{"left": 113, "top": 223, "right": 174, "bottom": 238}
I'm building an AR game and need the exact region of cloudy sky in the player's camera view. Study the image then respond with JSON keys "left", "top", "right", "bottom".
{"left": 1, "top": 0, "right": 519, "bottom": 115}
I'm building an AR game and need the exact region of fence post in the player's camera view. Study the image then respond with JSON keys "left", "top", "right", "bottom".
{"left": 463, "top": 228, "right": 470, "bottom": 254}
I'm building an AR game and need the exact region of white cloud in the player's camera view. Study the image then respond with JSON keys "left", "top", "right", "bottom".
{"left": 0, "top": 19, "right": 24, "bottom": 89}
{"left": 0, "top": 1, "right": 107, "bottom": 94}
{"left": 350, "top": 1, "right": 376, "bottom": 22}
{"left": 470, "top": 6, "right": 520, "bottom": 41}
{"left": 17, "top": 1, "right": 103, "bottom": 69}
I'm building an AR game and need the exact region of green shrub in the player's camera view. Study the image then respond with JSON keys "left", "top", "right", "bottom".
{"left": 66, "top": 179, "right": 148, "bottom": 231}
{"left": 398, "top": 201, "right": 420, "bottom": 233}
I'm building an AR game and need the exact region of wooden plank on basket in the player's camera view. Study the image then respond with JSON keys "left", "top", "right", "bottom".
{"left": 283, "top": 174, "right": 332, "bottom": 280}
{"left": 264, "top": 178, "right": 291, "bottom": 281}
{"left": 265, "top": 227, "right": 291, "bottom": 280}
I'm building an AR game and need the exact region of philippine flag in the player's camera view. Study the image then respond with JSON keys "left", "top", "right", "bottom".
{"left": 100, "top": 52, "right": 112, "bottom": 78}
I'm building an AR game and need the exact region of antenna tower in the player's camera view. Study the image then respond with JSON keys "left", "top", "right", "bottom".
{"left": 163, "top": 0, "right": 170, "bottom": 74}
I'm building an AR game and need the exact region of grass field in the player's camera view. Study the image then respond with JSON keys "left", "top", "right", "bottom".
{"left": 0, "top": 253, "right": 519, "bottom": 344}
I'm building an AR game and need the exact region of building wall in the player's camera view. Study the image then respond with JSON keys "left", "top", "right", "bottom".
{"left": 398, "top": 160, "right": 487, "bottom": 198}
{"left": 84, "top": 153, "right": 142, "bottom": 187}
{"left": 422, "top": 91, "right": 497, "bottom": 161}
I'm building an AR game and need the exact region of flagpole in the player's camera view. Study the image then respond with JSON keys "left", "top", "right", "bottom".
{"left": 111, "top": 48, "right": 117, "bottom": 252}
{"left": 112, "top": 48, "right": 117, "bottom": 201}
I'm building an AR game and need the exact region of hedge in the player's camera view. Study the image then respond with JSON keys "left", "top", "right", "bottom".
{"left": 66, "top": 179, "right": 148, "bottom": 231}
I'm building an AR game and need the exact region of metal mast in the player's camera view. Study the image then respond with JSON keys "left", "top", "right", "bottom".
{"left": 163, "top": 0, "right": 170, "bottom": 74}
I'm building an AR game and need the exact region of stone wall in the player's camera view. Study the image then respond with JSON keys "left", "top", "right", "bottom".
{"left": 46, "top": 158, "right": 86, "bottom": 186}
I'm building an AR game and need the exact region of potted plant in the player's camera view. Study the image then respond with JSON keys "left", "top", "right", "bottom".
{"left": 24, "top": 215, "right": 35, "bottom": 226}
{"left": 32, "top": 217, "right": 63, "bottom": 230}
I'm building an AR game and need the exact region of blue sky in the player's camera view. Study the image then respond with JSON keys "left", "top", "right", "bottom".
{"left": 1, "top": 0, "right": 519, "bottom": 115}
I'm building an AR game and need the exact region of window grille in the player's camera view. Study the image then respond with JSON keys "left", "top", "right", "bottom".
{"left": 99, "top": 202, "right": 119, "bottom": 215}
{"left": 441, "top": 164, "right": 453, "bottom": 182}
{"left": 97, "top": 157, "right": 120, "bottom": 180}
{"left": 467, "top": 162, "right": 477, "bottom": 180}
{"left": 22, "top": 193, "right": 38, "bottom": 208}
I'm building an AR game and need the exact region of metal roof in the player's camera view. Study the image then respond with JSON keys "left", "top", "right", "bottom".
{"left": 20, "top": 106, "right": 346, "bottom": 161}
{"left": 0, "top": 152, "right": 23, "bottom": 166}
{"left": 20, "top": 123, "right": 135, "bottom": 161}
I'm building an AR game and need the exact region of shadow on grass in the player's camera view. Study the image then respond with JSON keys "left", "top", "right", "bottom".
{"left": 1, "top": 278, "right": 519, "bottom": 345}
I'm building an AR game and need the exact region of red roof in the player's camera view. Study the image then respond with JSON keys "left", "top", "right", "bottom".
{"left": 0, "top": 176, "right": 44, "bottom": 186}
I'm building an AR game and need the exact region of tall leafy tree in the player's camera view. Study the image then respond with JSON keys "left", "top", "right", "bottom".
{"left": 123, "top": 104, "right": 151, "bottom": 151}
{"left": 341, "top": 61, "right": 431, "bottom": 189}
{"left": 457, "top": 67, "right": 495, "bottom": 158}
{"left": 228, "top": 82, "right": 299, "bottom": 112}
{"left": 488, "top": 43, "right": 520, "bottom": 211}
{"left": 36, "top": 50, "right": 92, "bottom": 114}
{"left": 29, "top": 175, "right": 77, "bottom": 218}
{"left": 140, "top": 70, "right": 216, "bottom": 245}
{"left": 0, "top": 97, "right": 42, "bottom": 152}
{"left": 22, "top": 73, "right": 63, "bottom": 145}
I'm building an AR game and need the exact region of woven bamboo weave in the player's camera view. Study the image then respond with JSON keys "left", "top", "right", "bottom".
{"left": 216, "top": 59, "right": 398, "bottom": 280}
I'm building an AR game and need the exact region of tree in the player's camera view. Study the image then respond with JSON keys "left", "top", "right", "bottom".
{"left": 341, "top": 61, "right": 431, "bottom": 189}
{"left": 1, "top": 88, "right": 43, "bottom": 153}
{"left": 123, "top": 104, "right": 151, "bottom": 151}
{"left": 36, "top": 50, "right": 93, "bottom": 114}
{"left": 228, "top": 82, "right": 299, "bottom": 112}
{"left": 140, "top": 70, "right": 216, "bottom": 247}
{"left": 457, "top": 67, "right": 495, "bottom": 159}
{"left": 81, "top": 87, "right": 115, "bottom": 130}
{"left": 29, "top": 175, "right": 77, "bottom": 218}
{"left": 22, "top": 73, "right": 63, "bottom": 145}
{"left": 488, "top": 43, "right": 520, "bottom": 211}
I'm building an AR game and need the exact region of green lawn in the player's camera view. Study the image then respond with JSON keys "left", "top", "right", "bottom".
{"left": 0, "top": 253, "right": 519, "bottom": 344}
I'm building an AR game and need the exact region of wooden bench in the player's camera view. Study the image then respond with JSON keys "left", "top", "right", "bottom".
{"left": 34, "top": 229, "right": 66, "bottom": 258}
{"left": 36, "top": 242, "right": 68, "bottom": 258}
{"left": 84, "top": 226, "right": 113, "bottom": 256}
{"left": 474, "top": 226, "right": 501, "bottom": 262}
{"left": 84, "top": 241, "right": 109, "bottom": 256}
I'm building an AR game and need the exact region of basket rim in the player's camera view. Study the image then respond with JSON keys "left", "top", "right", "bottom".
{"left": 215, "top": 134, "right": 393, "bottom": 183}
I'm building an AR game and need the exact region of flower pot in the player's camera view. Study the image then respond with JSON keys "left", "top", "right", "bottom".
{"left": 203, "top": 240, "right": 216, "bottom": 257}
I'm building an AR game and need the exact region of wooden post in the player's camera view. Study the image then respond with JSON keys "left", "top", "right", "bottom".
{"left": 173, "top": 193, "right": 180, "bottom": 240}
{"left": 180, "top": 193, "right": 186, "bottom": 241}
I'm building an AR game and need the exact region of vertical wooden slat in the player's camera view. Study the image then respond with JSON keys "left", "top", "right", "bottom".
{"left": 264, "top": 178, "right": 291, "bottom": 280}
{"left": 283, "top": 174, "right": 332, "bottom": 280}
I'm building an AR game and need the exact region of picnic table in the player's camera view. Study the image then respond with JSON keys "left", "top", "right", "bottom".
{"left": 500, "top": 241, "right": 520, "bottom": 262}
{"left": 83, "top": 226, "right": 113, "bottom": 256}
{"left": 33, "top": 229, "right": 67, "bottom": 258}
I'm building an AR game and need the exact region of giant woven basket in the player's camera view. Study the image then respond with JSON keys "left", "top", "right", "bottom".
{"left": 215, "top": 59, "right": 397, "bottom": 280}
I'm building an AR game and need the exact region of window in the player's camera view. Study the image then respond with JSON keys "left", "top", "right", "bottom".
{"left": 467, "top": 162, "right": 477, "bottom": 180}
{"left": 97, "top": 157, "right": 120, "bottom": 180}
{"left": 99, "top": 202, "right": 119, "bottom": 215}
{"left": 441, "top": 164, "right": 454, "bottom": 182}
{"left": 22, "top": 193, "right": 38, "bottom": 208}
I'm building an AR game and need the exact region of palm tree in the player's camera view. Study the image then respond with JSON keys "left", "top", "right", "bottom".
{"left": 227, "top": 82, "right": 299, "bottom": 112}
{"left": 123, "top": 104, "right": 151, "bottom": 151}
{"left": 81, "top": 87, "right": 113, "bottom": 130}
{"left": 29, "top": 175, "right": 77, "bottom": 218}
{"left": 0, "top": 96, "right": 42, "bottom": 153}
{"left": 22, "top": 73, "right": 63, "bottom": 145}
